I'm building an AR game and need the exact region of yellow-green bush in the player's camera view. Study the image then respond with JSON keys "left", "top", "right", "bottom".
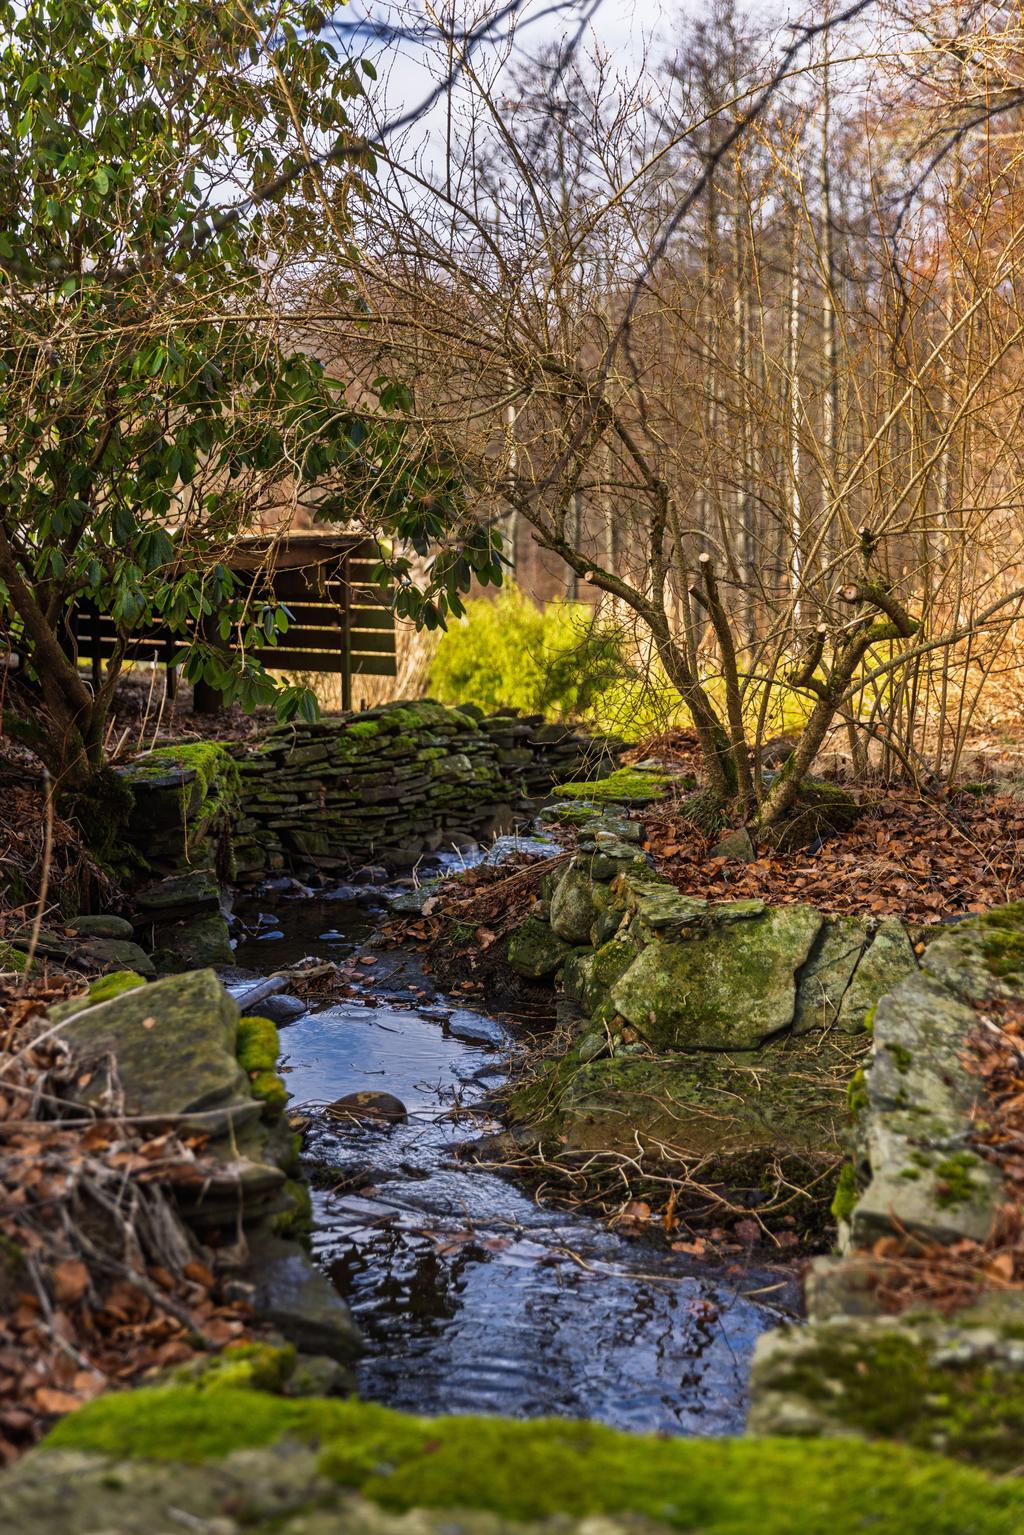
{"left": 428, "top": 587, "right": 816, "bottom": 744}
{"left": 429, "top": 587, "right": 630, "bottom": 724}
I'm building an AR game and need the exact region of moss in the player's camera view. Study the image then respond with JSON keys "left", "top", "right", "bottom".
{"left": 885, "top": 1041, "right": 913, "bottom": 1074}
{"left": 169, "top": 1342, "right": 299, "bottom": 1394}
{"left": 44, "top": 1383, "right": 1024, "bottom": 1533}
{"left": 767, "top": 1325, "right": 1024, "bottom": 1472}
{"left": 127, "top": 742, "right": 240, "bottom": 803}
{"left": 540, "top": 802, "right": 603, "bottom": 828}
{"left": 831, "top": 1162, "right": 860, "bottom": 1222}
{"left": 0, "top": 940, "right": 27, "bottom": 974}
{"left": 977, "top": 904, "right": 1024, "bottom": 979}
{"left": 863, "top": 1004, "right": 876, "bottom": 1034}
{"left": 123, "top": 743, "right": 240, "bottom": 874}
{"left": 933, "top": 1151, "right": 982, "bottom": 1209}
{"left": 87, "top": 969, "right": 147, "bottom": 1004}
{"left": 551, "top": 767, "right": 672, "bottom": 805}
{"left": 345, "top": 719, "right": 380, "bottom": 740}
{"left": 48, "top": 969, "right": 148, "bottom": 1023}
{"left": 237, "top": 1015, "right": 280, "bottom": 1074}
{"left": 237, "top": 1015, "right": 286, "bottom": 1117}
{"left": 847, "top": 1067, "right": 868, "bottom": 1120}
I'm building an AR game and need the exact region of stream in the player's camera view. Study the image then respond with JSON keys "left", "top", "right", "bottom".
{"left": 229, "top": 840, "right": 800, "bottom": 1437}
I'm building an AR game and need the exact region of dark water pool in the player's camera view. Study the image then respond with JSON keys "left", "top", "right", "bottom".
{"left": 229, "top": 870, "right": 798, "bottom": 1436}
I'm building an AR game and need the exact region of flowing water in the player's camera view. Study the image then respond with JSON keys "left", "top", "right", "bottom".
{"left": 229, "top": 844, "right": 799, "bottom": 1437}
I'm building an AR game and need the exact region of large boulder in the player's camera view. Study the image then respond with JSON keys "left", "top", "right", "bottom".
{"left": 610, "top": 905, "right": 823, "bottom": 1049}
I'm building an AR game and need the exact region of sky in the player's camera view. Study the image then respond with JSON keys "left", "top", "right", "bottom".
{"left": 327, "top": 0, "right": 676, "bottom": 154}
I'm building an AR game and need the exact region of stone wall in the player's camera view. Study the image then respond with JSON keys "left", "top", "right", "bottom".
{"left": 748, "top": 904, "right": 1024, "bottom": 1467}
{"left": 120, "top": 701, "right": 618, "bottom": 886}
{"left": 231, "top": 700, "right": 616, "bottom": 880}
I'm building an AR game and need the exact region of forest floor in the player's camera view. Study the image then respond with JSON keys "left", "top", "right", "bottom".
{"left": 0, "top": 973, "right": 263, "bottom": 1465}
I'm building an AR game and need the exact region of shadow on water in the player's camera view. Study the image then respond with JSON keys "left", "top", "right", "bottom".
{"left": 230, "top": 850, "right": 799, "bottom": 1436}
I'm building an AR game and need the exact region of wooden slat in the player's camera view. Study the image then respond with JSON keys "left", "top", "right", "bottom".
{"left": 261, "top": 577, "right": 344, "bottom": 603}
{"left": 253, "top": 648, "right": 396, "bottom": 675}
{"left": 75, "top": 619, "right": 393, "bottom": 653}
{"left": 349, "top": 606, "right": 393, "bottom": 629}
{"left": 349, "top": 630, "right": 395, "bottom": 653}
{"left": 245, "top": 601, "right": 391, "bottom": 631}
{"left": 253, "top": 627, "right": 393, "bottom": 654}
{"left": 353, "top": 653, "right": 396, "bottom": 675}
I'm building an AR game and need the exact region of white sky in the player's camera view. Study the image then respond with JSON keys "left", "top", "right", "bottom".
{"left": 334, "top": 0, "right": 676, "bottom": 149}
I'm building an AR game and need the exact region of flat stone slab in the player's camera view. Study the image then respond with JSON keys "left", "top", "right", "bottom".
{"left": 134, "top": 871, "right": 221, "bottom": 916}
{"left": 849, "top": 968, "right": 1001, "bottom": 1247}
{"left": 56, "top": 967, "right": 250, "bottom": 1121}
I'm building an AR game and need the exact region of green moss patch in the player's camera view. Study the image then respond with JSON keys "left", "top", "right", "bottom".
{"left": 125, "top": 742, "right": 241, "bottom": 802}
{"left": 831, "top": 1161, "right": 860, "bottom": 1222}
{"left": 43, "top": 1383, "right": 1024, "bottom": 1535}
{"left": 757, "top": 1322, "right": 1024, "bottom": 1472}
{"left": 551, "top": 767, "right": 672, "bottom": 806}
{"left": 0, "top": 940, "right": 27, "bottom": 974}
{"left": 237, "top": 1015, "right": 286, "bottom": 1116}
{"left": 47, "top": 969, "right": 148, "bottom": 1022}
{"left": 978, "top": 904, "right": 1024, "bottom": 981}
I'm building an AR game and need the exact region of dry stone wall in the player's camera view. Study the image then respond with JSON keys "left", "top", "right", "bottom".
{"left": 230, "top": 700, "right": 617, "bottom": 880}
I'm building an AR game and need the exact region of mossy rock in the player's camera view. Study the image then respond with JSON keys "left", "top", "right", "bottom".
{"left": 152, "top": 911, "right": 234, "bottom": 973}
{"left": 550, "top": 862, "right": 599, "bottom": 945}
{"left": 52, "top": 968, "right": 251, "bottom": 1125}
{"left": 506, "top": 916, "right": 574, "bottom": 979}
{"left": 562, "top": 933, "right": 639, "bottom": 1015}
{"left": 30, "top": 1380, "right": 1024, "bottom": 1535}
{"left": 509, "top": 1032, "right": 864, "bottom": 1211}
{"left": 610, "top": 905, "right": 823, "bottom": 1050}
{"left": 749, "top": 1315, "right": 1024, "bottom": 1471}
{"left": 792, "top": 918, "right": 916, "bottom": 1037}
{"left": 921, "top": 902, "right": 1024, "bottom": 1000}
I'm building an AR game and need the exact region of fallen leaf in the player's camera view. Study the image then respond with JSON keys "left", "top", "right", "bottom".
{"left": 51, "top": 1259, "right": 89, "bottom": 1307}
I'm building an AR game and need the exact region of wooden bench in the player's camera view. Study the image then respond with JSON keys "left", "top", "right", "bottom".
{"left": 67, "top": 534, "right": 396, "bottom": 711}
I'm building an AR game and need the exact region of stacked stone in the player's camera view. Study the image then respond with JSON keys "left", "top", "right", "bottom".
{"left": 232, "top": 699, "right": 617, "bottom": 881}
{"left": 469, "top": 708, "right": 619, "bottom": 799}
